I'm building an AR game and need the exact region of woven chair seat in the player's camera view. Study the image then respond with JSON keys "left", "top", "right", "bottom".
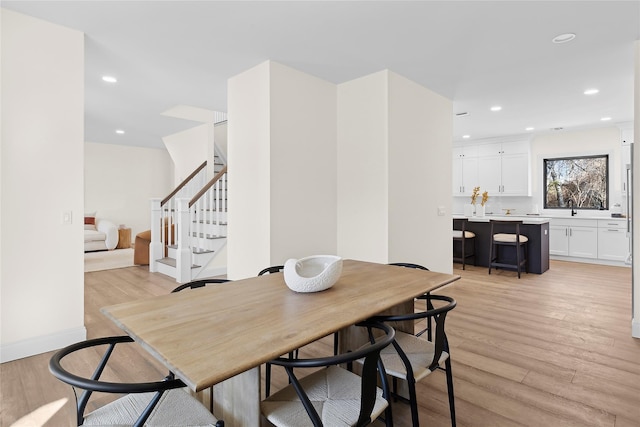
{"left": 83, "top": 388, "right": 219, "bottom": 426}
{"left": 262, "top": 365, "right": 388, "bottom": 427}
{"left": 378, "top": 331, "right": 449, "bottom": 383}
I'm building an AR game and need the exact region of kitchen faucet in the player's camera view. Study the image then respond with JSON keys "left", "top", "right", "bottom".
{"left": 568, "top": 199, "right": 577, "bottom": 216}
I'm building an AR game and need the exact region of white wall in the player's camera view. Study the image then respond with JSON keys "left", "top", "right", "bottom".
{"left": 163, "top": 123, "right": 209, "bottom": 185}
{"left": 214, "top": 121, "right": 228, "bottom": 162}
{"left": 84, "top": 142, "right": 174, "bottom": 238}
{"left": 388, "top": 72, "right": 452, "bottom": 272}
{"left": 337, "top": 71, "right": 453, "bottom": 272}
{"left": 269, "top": 62, "right": 338, "bottom": 265}
{"left": 532, "top": 127, "right": 622, "bottom": 216}
{"left": 337, "top": 71, "right": 389, "bottom": 262}
{"left": 227, "top": 61, "right": 338, "bottom": 279}
{"left": 227, "top": 62, "right": 272, "bottom": 279}
{"left": 1, "top": 9, "right": 86, "bottom": 362}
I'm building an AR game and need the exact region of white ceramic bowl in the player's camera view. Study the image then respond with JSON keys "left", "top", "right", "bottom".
{"left": 283, "top": 255, "right": 343, "bottom": 293}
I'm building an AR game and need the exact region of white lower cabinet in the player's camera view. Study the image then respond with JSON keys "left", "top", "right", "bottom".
{"left": 549, "top": 219, "right": 598, "bottom": 259}
{"left": 597, "top": 220, "right": 630, "bottom": 261}
{"left": 549, "top": 218, "right": 630, "bottom": 263}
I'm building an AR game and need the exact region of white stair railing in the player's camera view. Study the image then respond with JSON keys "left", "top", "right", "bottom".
{"left": 150, "top": 161, "right": 207, "bottom": 273}
{"left": 151, "top": 166, "right": 228, "bottom": 280}
{"left": 189, "top": 166, "right": 228, "bottom": 255}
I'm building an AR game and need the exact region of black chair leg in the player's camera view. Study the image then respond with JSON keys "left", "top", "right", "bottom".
{"left": 408, "top": 379, "right": 420, "bottom": 427}
{"left": 445, "top": 358, "right": 456, "bottom": 427}
{"left": 461, "top": 238, "right": 466, "bottom": 270}
{"left": 265, "top": 363, "right": 271, "bottom": 397}
{"left": 488, "top": 242, "right": 494, "bottom": 275}
{"left": 516, "top": 243, "right": 521, "bottom": 279}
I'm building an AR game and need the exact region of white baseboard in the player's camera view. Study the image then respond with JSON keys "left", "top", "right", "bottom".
{"left": 0, "top": 326, "right": 86, "bottom": 363}
{"left": 550, "top": 255, "right": 631, "bottom": 267}
{"left": 633, "top": 318, "right": 640, "bottom": 339}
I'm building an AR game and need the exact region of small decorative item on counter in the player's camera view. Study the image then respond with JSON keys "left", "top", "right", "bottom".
{"left": 481, "top": 191, "right": 489, "bottom": 206}
{"left": 470, "top": 186, "right": 480, "bottom": 205}
{"left": 477, "top": 191, "right": 488, "bottom": 217}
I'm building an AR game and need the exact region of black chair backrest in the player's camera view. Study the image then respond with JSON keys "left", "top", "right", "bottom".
{"left": 268, "top": 321, "right": 395, "bottom": 427}
{"left": 257, "top": 265, "right": 284, "bottom": 275}
{"left": 453, "top": 218, "right": 469, "bottom": 234}
{"left": 388, "top": 262, "right": 429, "bottom": 271}
{"left": 171, "top": 278, "right": 230, "bottom": 293}
{"left": 372, "top": 294, "right": 456, "bottom": 371}
{"left": 49, "top": 335, "right": 186, "bottom": 426}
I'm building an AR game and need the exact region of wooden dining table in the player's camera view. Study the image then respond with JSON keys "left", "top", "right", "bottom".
{"left": 101, "top": 259, "right": 459, "bottom": 426}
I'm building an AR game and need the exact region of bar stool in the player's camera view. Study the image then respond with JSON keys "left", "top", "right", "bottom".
{"left": 453, "top": 219, "right": 475, "bottom": 270}
{"left": 488, "top": 220, "right": 528, "bottom": 278}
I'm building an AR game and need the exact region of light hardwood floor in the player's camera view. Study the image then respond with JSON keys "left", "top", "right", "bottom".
{"left": 1, "top": 261, "right": 639, "bottom": 426}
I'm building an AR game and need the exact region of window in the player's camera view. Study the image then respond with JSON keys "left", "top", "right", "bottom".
{"left": 544, "top": 154, "right": 608, "bottom": 210}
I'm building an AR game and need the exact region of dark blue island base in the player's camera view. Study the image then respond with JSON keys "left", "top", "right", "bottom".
{"left": 453, "top": 218, "right": 550, "bottom": 274}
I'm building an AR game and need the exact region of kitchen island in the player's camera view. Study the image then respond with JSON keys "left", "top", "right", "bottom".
{"left": 453, "top": 215, "right": 550, "bottom": 274}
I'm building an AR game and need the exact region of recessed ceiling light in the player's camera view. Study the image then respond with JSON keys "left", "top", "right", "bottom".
{"left": 462, "top": 135, "right": 471, "bottom": 139}
{"left": 552, "top": 33, "right": 576, "bottom": 44}
{"left": 584, "top": 88, "right": 599, "bottom": 95}
{"left": 525, "top": 127, "right": 535, "bottom": 131}
{"left": 102, "top": 75, "right": 117, "bottom": 83}
{"left": 601, "top": 117, "right": 612, "bottom": 121}
{"left": 490, "top": 106, "right": 502, "bottom": 112}
{"left": 115, "top": 129, "right": 125, "bottom": 134}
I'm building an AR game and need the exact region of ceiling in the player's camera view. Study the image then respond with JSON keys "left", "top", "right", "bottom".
{"left": 4, "top": 1, "right": 639, "bottom": 149}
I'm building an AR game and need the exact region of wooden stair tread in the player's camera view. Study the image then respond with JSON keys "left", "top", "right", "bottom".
{"left": 156, "top": 257, "right": 201, "bottom": 269}
{"left": 166, "top": 245, "right": 216, "bottom": 254}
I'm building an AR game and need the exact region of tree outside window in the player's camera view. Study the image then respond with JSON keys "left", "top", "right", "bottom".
{"left": 544, "top": 155, "right": 608, "bottom": 210}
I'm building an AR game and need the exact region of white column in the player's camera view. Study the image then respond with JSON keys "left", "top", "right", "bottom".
{"left": 227, "top": 61, "right": 337, "bottom": 279}
{"left": 176, "top": 198, "right": 192, "bottom": 284}
{"left": 1, "top": 10, "right": 85, "bottom": 361}
{"left": 337, "top": 70, "right": 453, "bottom": 272}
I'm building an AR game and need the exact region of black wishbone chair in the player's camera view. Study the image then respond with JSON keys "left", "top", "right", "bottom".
{"left": 367, "top": 294, "right": 457, "bottom": 427}
{"left": 49, "top": 335, "right": 224, "bottom": 426}
{"left": 257, "top": 265, "right": 285, "bottom": 276}
{"left": 171, "top": 278, "right": 231, "bottom": 293}
{"left": 387, "top": 263, "right": 435, "bottom": 339}
{"left": 261, "top": 321, "right": 395, "bottom": 427}
{"left": 257, "top": 265, "right": 289, "bottom": 398}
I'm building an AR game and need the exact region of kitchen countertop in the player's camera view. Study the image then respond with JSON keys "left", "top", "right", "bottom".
{"left": 453, "top": 214, "right": 628, "bottom": 223}
{"left": 452, "top": 214, "right": 550, "bottom": 224}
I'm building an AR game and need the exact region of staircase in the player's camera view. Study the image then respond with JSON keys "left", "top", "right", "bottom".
{"left": 149, "top": 155, "right": 228, "bottom": 283}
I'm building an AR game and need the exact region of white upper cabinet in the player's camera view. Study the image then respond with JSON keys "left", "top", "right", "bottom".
{"left": 476, "top": 140, "right": 530, "bottom": 196}
{"left": 452, "top": 145, "right": 478, "bottom": 196}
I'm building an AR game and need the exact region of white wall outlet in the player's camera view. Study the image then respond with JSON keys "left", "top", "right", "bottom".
{"left": 62, "top": 211, "right": 72, "bottom": 225}
{"left": 437, "top": 206, "right": 446, "bottom": 216}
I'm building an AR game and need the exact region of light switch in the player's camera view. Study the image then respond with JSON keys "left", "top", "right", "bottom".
{"left": 62, "top": 211, "right": 72, "bottom": 225}
{"left": 437, "top": 206, "right": 446, "bottom": 216}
